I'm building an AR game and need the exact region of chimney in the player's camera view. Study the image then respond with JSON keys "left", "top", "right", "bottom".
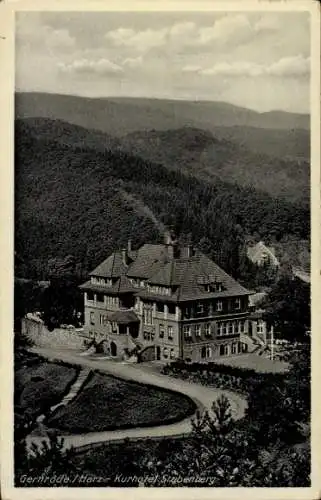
{"left": 121, "top": 248, "right": 128, "bottom": 266}
{"left": 164, "top": 229, "right": 179, "bottom": 260}
{"left": 127, "top": 239, "right": 132, "bottom": 253}
{"left": 186, "top": 245, "right": 193, "bottom": 258}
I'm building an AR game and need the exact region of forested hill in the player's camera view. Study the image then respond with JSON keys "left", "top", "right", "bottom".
{"left": 17, "top": 118, "right": 310, "bottom": 207}
{"left": 15, "top": 119, "right": 309, "bottom": 281}
{"left": 120, "top": 127, "right": 309, "bottom": 207}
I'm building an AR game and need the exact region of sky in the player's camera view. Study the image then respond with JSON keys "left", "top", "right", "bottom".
{"left": 15, "top": 11, "right": 310, "bottom": 113}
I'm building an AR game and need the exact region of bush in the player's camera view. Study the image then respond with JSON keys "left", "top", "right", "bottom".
{"left": 160, "top": 360, "right": 281, "bottom": 396}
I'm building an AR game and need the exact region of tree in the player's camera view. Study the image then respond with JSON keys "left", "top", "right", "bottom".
{"left": 27, "top": 431, "right": 77, "bottom": 477}
{"left": 262, "top": 275, "right": 310, "bottom": 342}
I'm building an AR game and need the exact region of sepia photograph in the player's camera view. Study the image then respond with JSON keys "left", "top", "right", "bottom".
{"left": 1, "top": 0, "right": 320, "bottom": 497}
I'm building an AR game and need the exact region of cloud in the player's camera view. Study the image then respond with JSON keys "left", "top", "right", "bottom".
{"left": 168, "top": 21, "right": 196, "bottom": 37}
{"left": 16, "top": 15, "right": 75, "bottom": 50}
{"left": 58, "top": 58, "right": 123, "bottom": 75}
{"left": 201, "top": 61, "right": 265, "bottom": 77}
{"left": 182, "top": 65, "right": 202, "bottom": 73}
{"left": 105, "top": 27, "right": 167, "bottom": 52}
{"left": 122, "top": 55, "right": 143, "bottom": 69}
{"left": 254, "top": 15, "right": 282, "bottom": 32}
{"left": 196, "top": 14, "right": 253, "bottom": 46}
{"left": 267, "top": 55, "right": 310, "bottom": 77}
{"left": 103, "top": 14, "right": 280, "bottom": 56}
{"left": 199, "top": 55, "right": 310, "bottom": 78}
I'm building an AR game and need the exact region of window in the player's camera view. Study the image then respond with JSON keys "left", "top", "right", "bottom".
{"left": 90, "top": 312, "right": 95, "bottom": 325}
{"left": 195, "top": 324, "right": 201, "bottom": 337}
{"left": 216, "top": 300, "right": 223, "bottom": 312}
{"left": 231, "top": 343, "right": 237, "bottom": 354}
{"left": 235, "top": 298, "right": 241, "bottom": 310}
{"left": 159, "top": 324, "right": 165, "bottom": 338}
{"left": 218, "top": 322, "right": 227, "bottom": 336}
{"left": 87, "top": 291, "right": 94, "bottom": 301}
{"left": 156, "top": 303, "right": 164, "bottom": 313}
{"left": 202, "top": 346, "right": 212, "bottom": 358}
{"left": 168, "top": 326, "right": 173, "bottom": 340}
{"left": 143, "top": 305, "right": 153, "bottom": 325}
{"left": 183, "top": 307, "right": 191, "bottom": 319}
{"left": 224, "top": 344, "right": 229, "bottom": 355}
{"left": 168, "top": 304, "right": 175, "bottom": 315}
{"left": 111, "top": 322, "right": 117, "bottom": 333}
{"left": 96, "top": 293, "right": 104, "bottom": 303}
{"left": 257, "top": 320, "right": 264, "bottom": 334}
{"left": 239, "top": 320, "right": 245, "bottom": 333}
{"left": 183, "top": 325, "right": 192, "bottom": 339}
{"left": 196, "top": 302, "right": 204, "bottom": 314}
{"left": 163, "top": 347, "right": 169, "bottom": 359}
{"left": 204, "top": 323, "right": 211, "bottom": 336}
{"left": 227, "top": 322, "right": 234, "bottom": 334}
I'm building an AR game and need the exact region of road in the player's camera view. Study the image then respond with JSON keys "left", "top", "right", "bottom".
{"left": 26, "top": 346, "right": 247, "bottom": 452}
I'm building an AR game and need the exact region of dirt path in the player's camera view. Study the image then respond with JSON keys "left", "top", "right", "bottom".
{"left": 26, "top": 346, "right": 247, "bottom": 452}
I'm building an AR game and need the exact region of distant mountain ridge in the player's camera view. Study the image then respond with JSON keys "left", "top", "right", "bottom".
{"left": 15, "top": 92, "right": 310, "bottom": 134}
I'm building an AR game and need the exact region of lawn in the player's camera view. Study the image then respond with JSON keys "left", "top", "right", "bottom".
{"left": 15, "top": 361, "right": 78, "bottom": 418}
{"left": 213, "top": 353, "right": 289, "bottom": 373}
{"left": 47, "top": 371, "right": 197, "bottom": 433}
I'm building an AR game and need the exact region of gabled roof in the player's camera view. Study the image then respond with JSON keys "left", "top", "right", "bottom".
{"left": 249, "top": 292, "right": 267, "bottom": 308}
{"left": 81, "top": 243, "right": 252, "bottom": 303}
{"left": 90, "top": 251, "right": 128, "bottom": 278}
{"left": 108, "top": 310, "right": 139, "bottom": 324}
{"left": 247, "top": 241, "right": 280, "bottom": 267}
{"left": 142, "top": 251, "right": 251, "bottom": 302}
{"left": 115, "top": 275, "right": 136, "bottom": 294}
{"left": 126, "top": 244, "right": 168, "bottom": 278}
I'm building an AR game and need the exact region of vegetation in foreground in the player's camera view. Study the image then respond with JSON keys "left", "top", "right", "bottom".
{"left": 14, "top": 348, "right": 79, "bottom": 420}
{"left": 47, "top": 371, "right": 196, "bottom": 433}
{"left": 14, "top": 341, "right": 310, "bottom": 487}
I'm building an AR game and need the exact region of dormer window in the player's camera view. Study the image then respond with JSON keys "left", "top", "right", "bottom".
{"left": 147, "top": 285, "right": 172, "bottom": 296}
{"left": 196, "top": 302, "right": 204, "bottom": 314}
{"left": 235, "top": 298, "right": 241, "bottom": 310}
{"left": 202, "top": 280, "right": 223, "bottom": 293}
{"left": 216, "top": 300, "right": 223, "bottom": 312}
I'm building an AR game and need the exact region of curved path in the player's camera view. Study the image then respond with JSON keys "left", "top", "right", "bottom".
{"left": 26, "top": 346, "right": 247, "bottom": 452}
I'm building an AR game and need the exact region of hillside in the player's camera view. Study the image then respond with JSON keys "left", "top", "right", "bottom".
{"left": 15, "top": 92, "right": 309, "bottom": 159}
{"left": 15, "top": 119, "right": 309, "bottom": 281}
{"left": 17, "top": 118, "right": 310, "bottom": 207}
{"left": 120, "top": 127, "right": 310, "bottom": 206}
